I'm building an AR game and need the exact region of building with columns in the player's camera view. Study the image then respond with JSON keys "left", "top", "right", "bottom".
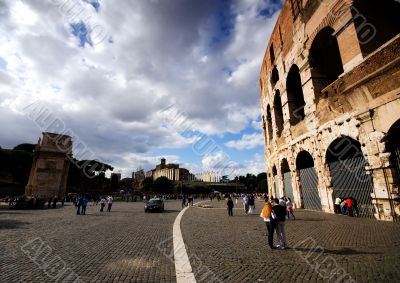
{"left": 146, "top": 158, "right": 195, "bottom": 182}
{"left": 260, "top": 0, "right": 400, "bottom": 220}
{"left": 195, "top": 171, "right": 221, "bottom": 183}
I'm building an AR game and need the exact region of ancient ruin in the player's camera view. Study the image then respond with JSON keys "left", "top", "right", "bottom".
{"left": 260, "top": 0, "right": 400, "bottom": 220}
{"left": 25, "top": 132, "right": 72, "bottom": 199}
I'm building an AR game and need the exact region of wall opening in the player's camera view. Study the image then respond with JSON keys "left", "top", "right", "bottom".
{"left": 271, "top": 66, "right": 279, "bottom": 90}
{"left": 326, "top": 136, "right": 375, "bottom": 218}
{"left": 273, "top": 90, "right": 284, "bottom": 137}
{"left": 309, "top": 26, "right": 344, "bottom": 96}
{"left": 266, "top": 105, "right": 273, "bottom": 141}
{"left": 352, "top": 0, "right": 400, "bottom": 57}
{"left": 386, "top": 119, "right": 400, "bottom": 192}
{"left": 269, "top": 44, "right": 275, "bottom": 64}
{"left": 286, "top": 64, "right": 306, "bottom": 125}
{"left": 296, "top": 151, "right": 321, "bottom": 210}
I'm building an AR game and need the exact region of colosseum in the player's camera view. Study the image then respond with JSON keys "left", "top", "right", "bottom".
{"left": 259, "top": 0, "right": 400, "bottom": 220}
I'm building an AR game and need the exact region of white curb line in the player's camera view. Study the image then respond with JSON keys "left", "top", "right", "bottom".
{"left": 173, "top": 201, "right": 208, "bottom": 283}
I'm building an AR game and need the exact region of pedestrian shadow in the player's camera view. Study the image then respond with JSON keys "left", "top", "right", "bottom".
{"left": 293, "top": 247, "right": 382, "bottom": 255}
{"left": 0, "top": 219, "right": 30, "bottom": 229}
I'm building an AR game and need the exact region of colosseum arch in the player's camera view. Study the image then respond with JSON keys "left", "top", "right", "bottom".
{"left": 385, "top": 119, "right": 400, "bottom": 192}
{"left": 309, "top": 26, "right": 344, "bottom": 97}
{"left": 326, "top": 136, "right": 375, "bottom": 218}
{"left": 286, "top": 64, "right": 306, "bottom": 125}
{"left": 281, "top": 159, "right": 295, "bottom": 203}
{"left": 296, "top": 150, "right": 321, "bottom": 210}
{"left": 266, "top": 105, "right": 273, "bottom": 141}
{"left": 271, "top": 66, "right": 279, "bottom": 90}
{"left": 352, "top": 0, "right": 400, "bottom": 57}
{"left": 272, "top": 165, "right": 279, "bottom": 198}
{"left": 273, "top": 90, "right": 284, "bottom": 137}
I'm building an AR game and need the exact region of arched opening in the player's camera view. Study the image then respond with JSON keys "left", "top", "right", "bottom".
{"left": 296, "top": 151, "right": 321, "bottom": 210}
{"left": 269, "top": 44, "right": 275, "bottom": 64}
{"left": 281, "top": 159, "right": 294, "bottom": 203}
{"left": 352, "top": 0, "right": 400, "bottom": 57}
{"left": 266, "top": 105, "right": 273, "bottom": 141}
{"left": 273, "top": 90, "right": 284, "bottom": 137}
{"left": 271, "top": 66, "right": 279, "bottom": 90}
{"left": 309, "top": 27, "right": 344, "bottom": 96}
{"left": 286, "top": 64, "right": 306, "bottom": 125}
{"left": 326, "top": 136, "right": 375, "bottom": 218}
{"left": 386, "top": 119, "right": 400, "bottom": 192}
{"left": 272, "top": 165, "right": 279, "bottom": 198}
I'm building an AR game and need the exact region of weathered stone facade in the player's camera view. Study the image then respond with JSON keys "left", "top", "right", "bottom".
{"left": 260, "top": 0, "right": 400, "bottom": 220}
{"left": 25, "top": 133, "right": 72, "bottom": 199}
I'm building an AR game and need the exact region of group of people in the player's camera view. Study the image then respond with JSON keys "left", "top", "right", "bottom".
{"left": 334, "top": 196, "right": 358, "bottom": 216}
{"left": 7, "top": 195, "right": 64, "bottom": 209}
{"left": 181, "top": 195, "right": 194, "bottom": 208}
{"left": 225, "top": 194, "right": 295, "bottom": 250}
{"left": 75, "top": 195, "right": 113, "bottom": 214}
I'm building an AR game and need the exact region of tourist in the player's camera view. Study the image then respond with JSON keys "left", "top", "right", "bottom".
{"left": 52, "top": 196, "right": 58, "bottom": 209}
{"left": 81, "top": 196, "right": 88, "bottom": 215}
{"left": 107, "top": 196, "right": 113, "bottom": 212}
{"left": 340, "top": 198, "right": 347, "bottom": 215}
{"left": 260, "top": 198, "right": 274, "bottom": 249}
{"left": 286, "top": 197, "right": 295, "bottom": 220}
{"left": 334, "top": 196, "right": 341, "bottom": 214}
{"left": 272, "top": 198, "right": 287, "bottom": 250}
{"left": 181, "top": 195, "right": 186, "bottom": 208}
{"left": 47, "top": 197, "right": 52, "bottom": 209}
{"left": 248, "top": 194, "right": 255, "bottom": 214}
{"left": 76, "top": 196, "right": 82, "bottom": 215}
{"left": 227, "top": 196, "right": 234, "bottom": 216}
{"left": 346, "top": 197, "right": 353, "bottom": 216}
{"left": 188, "top": 195, "right": 193, "bottom": 206}
{"left": 242, "top": 194, "right": 249, "bottom": 214}
{"left": 99, "top": 197, "right": 106, "bottom": 212}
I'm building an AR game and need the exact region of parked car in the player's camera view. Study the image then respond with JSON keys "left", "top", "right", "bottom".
{"left": 144, "top": 198, "right": 164, "bottom": 212}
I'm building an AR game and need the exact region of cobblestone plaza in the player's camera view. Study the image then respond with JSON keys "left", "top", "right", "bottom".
{"left": 1, "top": 200, "right": 400, "bottom": 282}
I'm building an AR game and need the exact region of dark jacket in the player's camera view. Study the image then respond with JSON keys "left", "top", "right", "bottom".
{"left": 227, "top": 199, "right": 234, "bottom": 208}
{"left": 272, "top": 204, "right": 286, "bottom": 222}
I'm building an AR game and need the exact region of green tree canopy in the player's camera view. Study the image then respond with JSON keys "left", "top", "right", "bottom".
{"left": 153, "top": 176, "right": 173, "bottom": 194}
{"left": 13, "top": 143, "right": 36, "bottom": 152}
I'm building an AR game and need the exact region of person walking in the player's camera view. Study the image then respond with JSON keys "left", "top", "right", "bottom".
{"left": 260, "top": 199, "right": 274, "bottom": 249}
{"left": 272, "top": 198, "right": 287, "bottom": 250}
{"left": 99, "top": 197, "right": 106, "bottom": 212}
{"left": 181, "top": 195, "right": 186, "bottom": 208}
{"left": 248, "top": 194, "right": 255, "bottom": 214}
{"left": 227, "top": 197, "right": 234, "bottom": 216}
{"left": 286, "top": 197, "right": 295, "bottom": 220}
{"left": 76, "top": 196, "right": 82, "bottom": 215}
{"left": 81, "top": 196, "right": 88, "bottom": 215}
{"left": 107, "top": 196, "right": 113, "bottom": 212}
{"left": 242, "top": 194, "right": 249, "bottom": 214}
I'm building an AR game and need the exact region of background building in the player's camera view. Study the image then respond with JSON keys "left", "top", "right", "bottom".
{"left": 260, "top": 0, "right": 400, "bottom": 220}
{"left": 195, "top": 171, "right": 221, "bottom": 183}
{"left": 146, "top": 158, "right": 195, "bottom": 182}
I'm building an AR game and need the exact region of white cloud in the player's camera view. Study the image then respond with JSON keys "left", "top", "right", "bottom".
{"left": 225, "top": 132, "right": 264, "bottom": 150}
{"left": 0, "top": 0, "right": 281, "bottom": 177}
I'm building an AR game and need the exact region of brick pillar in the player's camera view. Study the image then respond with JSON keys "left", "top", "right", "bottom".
{"left": 335, "top": 16, "right": 364, "bottom": 72}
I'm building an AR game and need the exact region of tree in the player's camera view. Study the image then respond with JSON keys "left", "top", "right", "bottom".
{"left": 13, "top": 143, "right": 35, "bottom": 152}
{"left": 143, "top": 177, "right": 153, "bottom": 192}
{"left": 153, "top": 176, "right": 173, "bottom": 194}
{"left": 256, "top": 172, "right": 268, "bottom": 193}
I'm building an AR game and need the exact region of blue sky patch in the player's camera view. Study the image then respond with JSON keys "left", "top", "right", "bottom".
{"left": 70, "top": 21, "right": 92, "bottom": 47}
{"left": 83, "top": 0, "right": 100, "bottom": 12}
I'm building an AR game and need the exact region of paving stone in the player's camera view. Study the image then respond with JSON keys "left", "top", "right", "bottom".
{"left": 181, "top": 200, "right": 400, "bottom": 283}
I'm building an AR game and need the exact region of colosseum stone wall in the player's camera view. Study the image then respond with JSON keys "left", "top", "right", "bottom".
{"left": 260, "top": 0, "right": 400, "bottom": 220}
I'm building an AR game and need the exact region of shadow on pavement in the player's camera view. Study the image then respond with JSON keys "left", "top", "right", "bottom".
{"left": 0, "top": 219, "right": 30, "bottom": 229}
{"left": 293, "top": 247, "right": 382, "bottom": 255}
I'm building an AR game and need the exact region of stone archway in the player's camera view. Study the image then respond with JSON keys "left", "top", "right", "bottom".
{"left": 326, "top": 136, "right": 375, "bottom": 218}
{"left": 272, "top": 165, "right": 280, "bottom": 198}
{"left": 296, "top": 150, "right": 322, "bottom": 210}
{"left": 281, "top": 159, "right": 295, "bottom": 203}
{"left": 386, "top": 119, "right": 400, "bottom": 198}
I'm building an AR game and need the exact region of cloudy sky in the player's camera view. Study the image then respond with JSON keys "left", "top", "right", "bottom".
{"left": 0, "top": 0, "right": 282, "bottom": 178}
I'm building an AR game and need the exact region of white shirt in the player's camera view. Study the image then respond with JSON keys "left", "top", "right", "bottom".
{"left": 107, "top": 197, "right": 113, "bottom": 204}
